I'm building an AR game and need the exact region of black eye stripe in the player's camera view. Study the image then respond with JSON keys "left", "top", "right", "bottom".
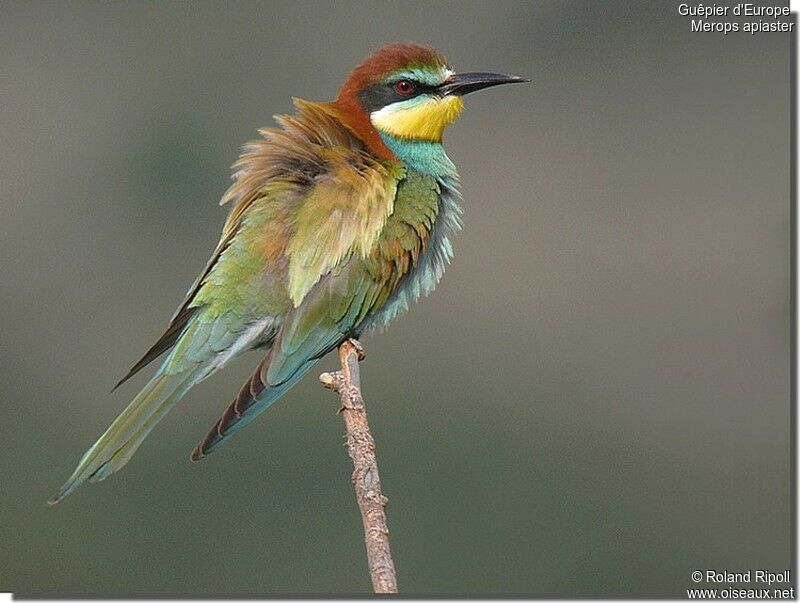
{"left": 357, "top": 80, "right": 438, "bottom": 112}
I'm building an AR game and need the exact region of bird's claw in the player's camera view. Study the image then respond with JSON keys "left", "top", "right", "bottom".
{"left": 346, "top": 338, "right": 365, "bottom": 361}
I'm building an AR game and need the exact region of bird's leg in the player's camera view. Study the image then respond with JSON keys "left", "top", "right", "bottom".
{"left": 320, "top": 338, "right": 365, "bottom": 412}
{"left": 337, "top": 339, "right": 365, "bottom": 412}
{"left": 319, "top": 339, "right": 365, "bottom": 413}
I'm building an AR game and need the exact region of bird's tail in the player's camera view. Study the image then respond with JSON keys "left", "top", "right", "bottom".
{"left": 190, "top": 355, "right": 319, "bottom": 460}
{"left": 48, "top": 369, "right": 199, "bottom": 504}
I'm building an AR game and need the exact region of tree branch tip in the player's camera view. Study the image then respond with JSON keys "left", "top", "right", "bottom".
{"left": 319, "top": 372, "right": 339, "bottom": 389}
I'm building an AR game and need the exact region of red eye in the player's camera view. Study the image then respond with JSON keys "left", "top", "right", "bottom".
{"left": 393, "top": 79, "right": 415, "bottom": 96}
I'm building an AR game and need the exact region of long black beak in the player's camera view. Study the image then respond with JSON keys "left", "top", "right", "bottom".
{"left": 438, "top": 72, "right": 528, "bottom": 96}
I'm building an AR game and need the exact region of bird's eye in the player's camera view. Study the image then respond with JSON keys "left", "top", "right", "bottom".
{"left": 393, "top": 79, "right": 415, "bottom": 96}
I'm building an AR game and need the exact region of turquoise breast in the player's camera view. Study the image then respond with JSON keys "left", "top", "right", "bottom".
{"left": 364, "top": 136, "right": 463, "bottom": 331}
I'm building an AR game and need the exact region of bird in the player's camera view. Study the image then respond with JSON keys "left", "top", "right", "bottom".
{"left": 49, "top": 42, "right": 526, "bottom": 504}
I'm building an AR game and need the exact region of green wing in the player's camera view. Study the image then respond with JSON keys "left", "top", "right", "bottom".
{"left": 192, "top": 170, "right": 443, "bottom": 459}
{"left": 52, "top": 100, "right": 438, "bottom": 501}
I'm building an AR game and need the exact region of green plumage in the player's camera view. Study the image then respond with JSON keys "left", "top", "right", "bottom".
{"left": 50, "top": 42, "right": 523, "bottom": 503}
{"left": 50, "top": 98, "right": 459, "bottom": 504}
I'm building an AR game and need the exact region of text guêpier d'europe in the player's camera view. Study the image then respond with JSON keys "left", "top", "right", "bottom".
{"left": 678, "top": 3, "right": 794, "bottom": 34}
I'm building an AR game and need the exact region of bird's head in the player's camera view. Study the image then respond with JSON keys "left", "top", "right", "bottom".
{"left": 333, "top": 43, "right": 526, "bottom": 158}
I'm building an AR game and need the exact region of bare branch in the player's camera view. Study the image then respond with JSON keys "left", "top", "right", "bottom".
{"left": 319, "top": 339, "right": 398, "bottom": 594}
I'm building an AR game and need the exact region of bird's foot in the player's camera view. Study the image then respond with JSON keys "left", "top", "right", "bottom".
{"left": 345, "top": 338, "right": 365, "bottom": 361}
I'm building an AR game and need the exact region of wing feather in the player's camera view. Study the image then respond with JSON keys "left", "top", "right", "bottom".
{"left": 191, "top": 172, "right": 443, "bottom": 459}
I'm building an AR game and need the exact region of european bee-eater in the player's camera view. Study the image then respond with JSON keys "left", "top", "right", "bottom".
{"left": 50, "top": 43, "right": 525, "bottom": 504}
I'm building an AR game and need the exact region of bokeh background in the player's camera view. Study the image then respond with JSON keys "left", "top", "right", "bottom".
{"left": 0, "top": 0, "right": 791, "bottom": 596}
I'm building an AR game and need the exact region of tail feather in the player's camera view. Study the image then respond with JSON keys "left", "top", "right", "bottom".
{"left": 190, "top": 356, "right": 318, "bottom": 461}
{"left": 48, "top": 370, "right": 198, "bottom": 504}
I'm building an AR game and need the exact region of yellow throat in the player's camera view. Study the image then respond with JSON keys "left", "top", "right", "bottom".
{"left": 370, "top": 95, "right": 464, "bottom": 142}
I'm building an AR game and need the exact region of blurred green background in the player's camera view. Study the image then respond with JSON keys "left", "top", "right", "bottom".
{"left": 0, "top": 0, "right": 791, "bottom": 596}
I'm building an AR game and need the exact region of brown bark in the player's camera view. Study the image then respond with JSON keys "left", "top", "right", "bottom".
{"left": 319, "top": 339, "right": 398, "bottom": 594}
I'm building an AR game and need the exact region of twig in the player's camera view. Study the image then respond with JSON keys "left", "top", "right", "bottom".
{"left": 319, "top": 339, "right": 398, "bottom": 594}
